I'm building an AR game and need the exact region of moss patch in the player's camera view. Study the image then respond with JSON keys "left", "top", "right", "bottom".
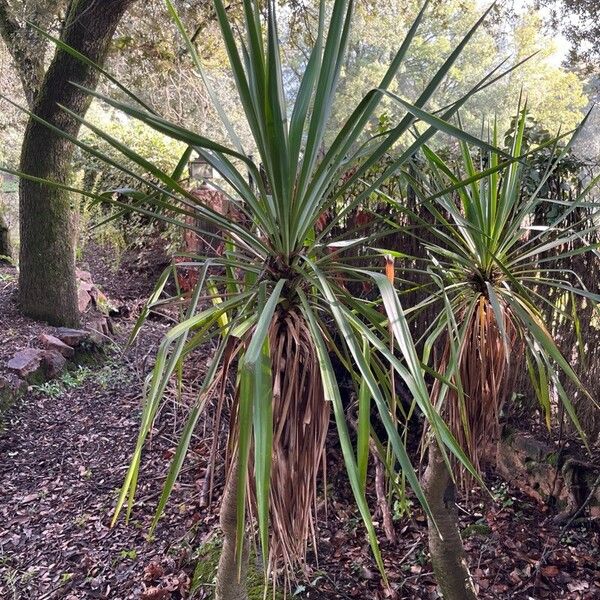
{"left": 190, "top": 534, "right": 281, "bottom": 599}
{"left": 461, "top": 523, "right": 492, "bottom": 539}
{"left": 0, "top": 389, "right": 13, "bottom": 428}
{"left": 0, "top": 379, "right": 26, "bottom": 430}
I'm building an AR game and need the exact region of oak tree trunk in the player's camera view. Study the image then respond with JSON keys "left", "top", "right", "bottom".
{"left": 216, "top": 457, "right": 249, "bottom": 600}
{"left": 18, "top": 0, "right": 135, "bottom": 326}
{"left": 422, "top": 442, "right": 478, "bottom": 600}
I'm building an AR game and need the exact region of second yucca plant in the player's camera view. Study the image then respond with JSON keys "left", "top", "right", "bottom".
{"left": 399, "top": 106, "right": 598, "bottom": 600}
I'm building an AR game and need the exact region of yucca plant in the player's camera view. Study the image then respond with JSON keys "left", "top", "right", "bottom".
{"left": 393, "top": 106, "right": 599, "bottom": 600}
{"left": 1, "top": 0, "right": 541, "bottom": 596}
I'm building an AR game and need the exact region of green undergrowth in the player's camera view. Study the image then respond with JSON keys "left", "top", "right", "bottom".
{"left": 32, "top": 357, "right": 130, "bottom": 399}
{"left": 32, "top": 365, "right": 93, "bottom": 398}
{"left": 1, "top": 346, "right": 125, "bottom": 428}
{"left": 461, "top": 522, "right": 492, "bottom": 539}
{"left": 191, "top": 534, "right": 282, "bottom": 599}
{"left": 0, "top": 388, "right": 16, "bottom": 430}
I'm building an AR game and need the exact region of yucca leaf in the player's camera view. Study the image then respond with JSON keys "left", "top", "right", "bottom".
{"left": 308, "top": 264, "right": 441, "bottom": 522}
{"left": 237, "top": 279, "right": 285, "bottom": 569}
{"left": 382, "top": 91, "right": 508, "bottom": 157}
{"left": 337, "top": 1, "right": 498, "bottom": 197}
{"left": 128, "top": 265, "right": 174, "bottom": 348}
{"left": 251, "top": 336, "right": 273, "bottom": 572}
{"left": 112, "top": 289, "right": 251, "bottom": 525}
{"left": 357, "top": 338, "right": 372, "bottom": 494}
{"left": 150, "top": 336, "right": 231, "bottom": 531}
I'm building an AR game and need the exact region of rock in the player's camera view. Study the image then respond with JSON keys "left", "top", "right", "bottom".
{"left": 76, "top": 269, "right": 93, "bottom": 283}
{"left": 75, "top": 270, "right": 113, "bottom": 315}
{"left": 0, "top": 373, "right": 27, "bottom": 411}
{"left": 7, "top": 347, "right": 67, "bottom": 381}
{"left": 497, "top": 431, "right": 600, "bottom": 519}
{"left": 497, "top": 432, "right": 564, "bottom": 505}
{"left": 87, "top": 315, "right": 109, "bottom": 335}
{"left": 90, "top": 288, "right": 110, "bottom": 314}
{"left": 86, "top": 317, "right": 111, "bottom": 345}
{"left": 79, "top": 280, "right": 94, "bottom": 293}
{"left": 7, "top": 348, "right": 45, "bottom": 379}
{"left": 78, "top": 287, "right": 92, "bottom": 313}
{"left": 510, "top": 433, "right": 550, "bottom": 462}
{"left": 89, "top": 285, "right": 100, "bottom": 302}
{"left": 38, "top": 333, "right": 75, "bottom": 358}
{"left": 42, "top": 350, "right": 66, "bottom": 378}
{"left": 54, "top": 328, "right": 89, "bottom": 347}
{"left": 0, "top": 374, "right": 24, "bottom": 412}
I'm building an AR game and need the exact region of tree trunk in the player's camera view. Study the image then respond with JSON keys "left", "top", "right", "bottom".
{"left": 216, "top": 456, "right": 249, "bottom": 600}
{"left": 18, "top": 0, "right": 135, "bottom": 326}
{"left": 422, "top": 442, "right": 478, "bottom": 600}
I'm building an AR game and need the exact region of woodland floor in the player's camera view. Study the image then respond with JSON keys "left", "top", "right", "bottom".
{"left": 0, "top": 244, "right": 599, "bottom": 600}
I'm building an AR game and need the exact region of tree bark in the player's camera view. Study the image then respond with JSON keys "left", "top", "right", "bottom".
{"left": 18, "top": 0, "right": 135, "bottom": 326}
{"left": 422, "top": 442, "right": 478, "bottom": 600}
{"left": 216, "top": 456, "right": 249, "bottom": 600}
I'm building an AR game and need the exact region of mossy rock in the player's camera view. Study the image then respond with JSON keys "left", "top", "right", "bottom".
{"left": 191, "top": 534, "right": 282, "bottom": 599}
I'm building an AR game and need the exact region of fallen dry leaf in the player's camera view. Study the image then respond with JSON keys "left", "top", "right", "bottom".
{"left": 541, "top": 565, "right": 560, "bottom": 577}
{"left": 141, "top": 587, "right": 170, "bottom": 600}
{"left": 143, "top": 561, "right": 165, "bottom": 582}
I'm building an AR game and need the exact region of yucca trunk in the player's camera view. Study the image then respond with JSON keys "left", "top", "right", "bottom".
{"left": 421, "top": 299, "right": 513, "bottom": 600}
{"left": 422, "top": 442, "right": 477, "bottom": 600}
{"left": 216, "top": 457, "right": 249, "bottom": 600}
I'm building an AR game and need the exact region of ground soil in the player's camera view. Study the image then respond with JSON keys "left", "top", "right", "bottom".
{"left": 0, "top": 245, "right": 598, "bottom": 599}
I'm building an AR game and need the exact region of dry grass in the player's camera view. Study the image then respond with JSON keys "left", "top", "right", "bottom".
{"left": 228, "top": 308, "right": 330, "bottom": 578}
{"left": 433, "top": 295, "right": 522, "bottom": 476}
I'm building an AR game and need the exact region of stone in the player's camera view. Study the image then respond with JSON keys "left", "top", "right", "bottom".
{"left": 38, "top": 333, "right": 75, "bottom": 358}
{"left": 79, "top": 280, "right": 94, "bottom": 293}
{"left": 42, "top": 350, "right": 66, "bottom": 378}
{"left": 78, "top": 287, "right": 92, "bottom": 313}
{"left": 76, "top": 269, "right": 93, "bottom": 283}
{"left": 497, "top": 433, "right": 563, "bottom": 505}
{"left": 54, "top": 328, "right": 89, "bottom": 347}
{"left": 86, "top": 317, "right": 111, "bottom": 344}
{"left": 7, "top": 348, "right": 45, "bottom": 379}
{"left": 90, "top": 288, "right": 110, "bottom": 314}
{"left": 7, "top": 347, "right": 67, "bottom": 381}
{"left": 0, "top": 373, "right": 26, "bottom": 411}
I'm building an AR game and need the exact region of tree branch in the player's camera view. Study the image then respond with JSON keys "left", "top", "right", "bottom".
{"left": 0, "top": 0, "right": 45, "bottom": 106}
